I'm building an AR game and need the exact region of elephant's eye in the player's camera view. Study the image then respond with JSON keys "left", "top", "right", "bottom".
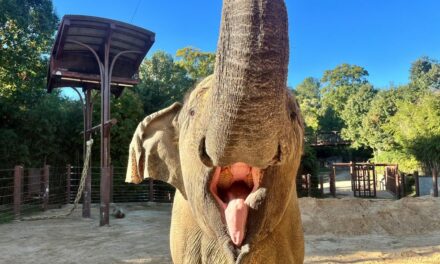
{"left": 289, "top": 111, "right": 297, "bottom": 121}
{"left": 189, "top": 108, "right": 195, "bottom": 117}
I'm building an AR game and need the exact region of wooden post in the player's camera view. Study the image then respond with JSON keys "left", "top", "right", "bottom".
{"left": 330, "top": 170, "right": 336, "bottom": 197}
{"left": 384, "top": 167, "right": 388, "bottom": 191}
{"left": 319, "top": 175, "right": 324, "bottom": 195}
{"left": 13, "top": 166, "right": 23, "bottom": 219}
{"left": 99, "top": 166, "right": 111, "bottom": 226}
{"left": 357, "top": 164, "right": 361, "bottom": 197}
{"left": 307, "top": 174, "right": 312, "bottom": 197}
{"left": 110, "top": 166, "right": 114, "bottom": 203}
{"left": 401, "top": 173, "right": 406, "bottom": 197}
{"left": 433, "top": 168, "right": 438, "bottom": 197}
{"left": 42, "top": 165, "right": 50, "bottom": 211}
{"left": 414, "top": 171, "right": 419, "bottom": 197}
{"left": 350, "top": 162, "right": 355, "bottom": 191}
{"left": 395, "top": 170, "right": 401, "bottom": 199}
{"left": 83, "top": 88, "right": 92, "bottom": 218}
{"left": 149, "top": 178, "right": 154, "bottom": 202}
{"left": 66, "top": 164, "right": 71, "bottom": 204}
{"left": 372, "top": 166, "right": 377, "bottom": 197}
{"left": 99, "top": 29, "right": 112, "bottom": 227}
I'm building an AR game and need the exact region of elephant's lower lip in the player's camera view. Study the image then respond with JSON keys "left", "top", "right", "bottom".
{"left": 209, "top": 163, "right": 262, "bottom": 247}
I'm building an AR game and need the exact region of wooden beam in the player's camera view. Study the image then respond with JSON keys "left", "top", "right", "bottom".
{"left": 55, "top": 19, "right": 71, "bottom": 60}
{"left": 80, "top": 118, "right": 117, "bottom": 136}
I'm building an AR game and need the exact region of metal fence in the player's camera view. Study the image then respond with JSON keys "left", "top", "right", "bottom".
{"left": 68, "top": 166, "right": 175, "bottom": 203}
{"left": 0, "top": 166, "right": 67, "bottom": 223}
{"left": 0, "top": 168, "right": 15, "bottom": 223}
{"left": 0, "top": 165, "right": 175, "bottom": 224}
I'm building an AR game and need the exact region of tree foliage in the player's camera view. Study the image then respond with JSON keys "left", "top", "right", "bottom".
{"left": 341, "top": 84, "right": 376, "bottom": 148}
{"left": 0, "top": 0, "right": 58, "bottom": 97}
{"left": 410, "top": 57, "right": 440, "bottom": 92}
{"left": 295, "top": 77, "right": 320, "bottom": 133}
{"left": 296, "top": 58, "right": 440, "bottom": 174}
{"left": 319, "top": 64, "right": 370, "bottom": 131}
{"left": 136, "top": 51, "right": 196, "bottom": 115}
{"left": 321, "top": 64, "right": 369, "bottom": 113}
{"left": 387, "top": 92, "right": 440, "bottom": 172}
{"left": 175, "top": 47, "right": 215, "bottom": 81}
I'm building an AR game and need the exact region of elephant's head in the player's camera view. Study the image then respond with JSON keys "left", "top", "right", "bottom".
{"left": 126, "top": 0, "right": 303, "bottom": 260}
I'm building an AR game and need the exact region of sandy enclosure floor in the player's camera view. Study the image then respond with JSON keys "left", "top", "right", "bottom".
{"left": 0, "top": 197, "right": 439, "bottom": 264}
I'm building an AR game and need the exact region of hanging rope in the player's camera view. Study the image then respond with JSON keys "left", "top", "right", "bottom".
{"left": 20, "top": 139, "right": 94, "bottom": 221}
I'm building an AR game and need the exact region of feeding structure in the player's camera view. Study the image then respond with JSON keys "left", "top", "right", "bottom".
{"left": 47, "top": 15, "right": 155, "bottom": 225}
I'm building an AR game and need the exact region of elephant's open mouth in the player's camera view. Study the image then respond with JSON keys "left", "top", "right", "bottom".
{"left": 209, "top": 162, "right": 262, "bottom": 247}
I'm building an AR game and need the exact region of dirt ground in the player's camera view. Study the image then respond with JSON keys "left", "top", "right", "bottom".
{"left": 0, "top": 197, "right": 439, "bottom": 264}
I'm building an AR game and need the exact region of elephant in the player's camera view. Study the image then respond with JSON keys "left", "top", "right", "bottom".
{"left": 126, "top": 0, "right": 305, "bottom": 263}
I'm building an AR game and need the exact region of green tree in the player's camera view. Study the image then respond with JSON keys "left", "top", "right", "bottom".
{"left": 110, "top": 90, "right": 145, "bottom": 167}
{"left": 385, "top": 92, "right": 440, "bottom": 173}
{"left": 175, "top": 47, "right": 215, "bottom": 81}
{"left": 320, "top": 64, "right": 369, "bottom": 112}
{"left": 295, "top": 77, "right": 321, "bottom": 133}
{"left": 410, "top": 57, "right": 440, "bottom": 92}
{"left": 0, "top": 0, "right": 58, "bottom": 97}
{"left": 319, "top": 64, "right": 369, "bottom": 131}
{"left": 360, "top": 89, "right": 400, "bottom": 155}
{"left": 136, "top": 51, "right": 195, "bottom": 115}
{"left": 341, "top": 84, "right": 377, "bottom": 148}
{"left": 0, "top": 0, "right": 67, "bottom": 168}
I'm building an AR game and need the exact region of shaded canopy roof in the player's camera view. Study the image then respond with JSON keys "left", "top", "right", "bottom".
{"left": 47, "top": 15, "right": 155, "bottom": 97}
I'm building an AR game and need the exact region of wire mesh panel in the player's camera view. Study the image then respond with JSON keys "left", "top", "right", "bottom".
{"left": 68, "top": 166, "right": 175, "bottom": 203}
{"left": 21, "top": 168, "right": 44, "bottom": 217}
{"left": 48, "top": 166, "right": 68, "bottom": 207}
{"left": 1, "top": 164, "right": 176, "bottom": 224}
{"left": 0, "top": 169, "right": 15, "bottom": 223}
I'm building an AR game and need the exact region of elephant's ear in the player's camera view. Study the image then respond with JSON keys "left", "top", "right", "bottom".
{"left": 126, "top": 102, "right": 185, "bottom": 197}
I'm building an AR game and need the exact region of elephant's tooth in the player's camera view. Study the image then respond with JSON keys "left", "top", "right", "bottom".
{"left": 251, "top": 168, "right": 262, "bottom": 192}
{"left": 217, "top": 167, "right": 233, "bottom": 190}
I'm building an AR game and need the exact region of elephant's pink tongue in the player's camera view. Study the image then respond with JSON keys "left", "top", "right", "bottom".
{"left": 224, "top": 181, "right": 250, "bottom": 247}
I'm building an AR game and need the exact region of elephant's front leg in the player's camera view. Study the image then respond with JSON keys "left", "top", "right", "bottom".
{"left": 170, "top": 191, "right": 202, "bottom": 264}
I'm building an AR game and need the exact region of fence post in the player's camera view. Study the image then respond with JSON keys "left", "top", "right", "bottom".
{"left": 319, "top": 175, "right": 324, "bottom": 196}
{"left": 110, "top": 166, "right": 114, "bottom": 203}
{"left": 395, "top": 170, "right": 401, "bottom": 199}
{"left": 14, "top": 166, "right": 23, "bottom": 219}
{"left": 307, "top": 174, "right": 312, "bottom": 197}
{"left": 66, "top": 164, "right": 71, "bottom": 204}
{"left": 414, "top": 171, "right": 419, "bottom": 197}
{"left": 350, "top": 162, "right": 355, "bottom": 191}
{"left": 149, "top": 178, "right": 154, "bottom": 202}
{"left": 329, "top": 170, "right": 336, "bottom": 197}
{"left": 401, "top": 173, "right": 406, "bottom": 197}
{"left": 43, "top": 165, "right": 50, "bottom": 211}
{"left": 372, "top": 165, "right": 377, "bottom": 197}
{"left": 433, "top": 168, "right": 438, "bottom": 197}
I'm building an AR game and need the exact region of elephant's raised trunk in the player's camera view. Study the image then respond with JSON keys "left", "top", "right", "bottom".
{"left": 205, "top": 0, "right": 290, "bottom": 168}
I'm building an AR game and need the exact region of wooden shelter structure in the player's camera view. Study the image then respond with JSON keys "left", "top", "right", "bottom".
{"left": 46, "top": 15, "right": 155, "bottom": 225}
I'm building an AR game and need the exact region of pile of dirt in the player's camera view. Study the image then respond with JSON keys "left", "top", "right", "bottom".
{"left": 299, "top": 196, "right": 440, "bottom": 236}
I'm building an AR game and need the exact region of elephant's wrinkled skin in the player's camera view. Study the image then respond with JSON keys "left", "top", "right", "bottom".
{"left": 126, "top": 0, "right": 305, "bottom": 263}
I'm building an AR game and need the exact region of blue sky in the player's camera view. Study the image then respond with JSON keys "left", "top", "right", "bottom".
{"left": 53, "top": 0, "right": 440, "bottom": 89}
